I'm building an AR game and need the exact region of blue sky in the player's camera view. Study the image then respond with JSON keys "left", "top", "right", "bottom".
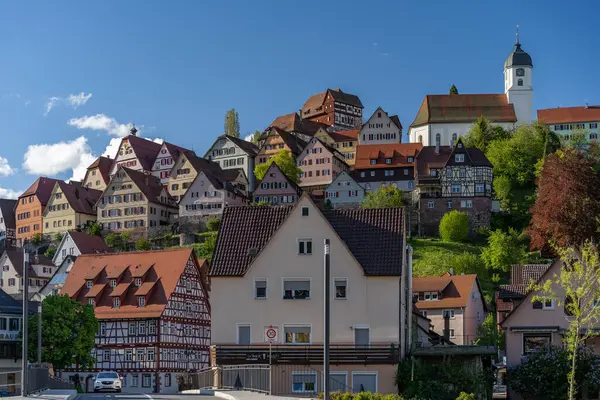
{"left": 0, "top": 0, "right": 598, "bottom": 198}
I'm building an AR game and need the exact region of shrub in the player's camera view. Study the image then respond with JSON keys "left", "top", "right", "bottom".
{"left": 206, "top": 218, "right": 221, "bottom": 232}
{"left": 455, "top": 393, "right": 475, "bottom": 400}
{"left": 86, "top": 222, "right": 102, "bottom": 237}
{"left": 31, "top": 233, "right": 43, "bottom": 245}
{"left": 104, "top": 233, "right": 120, "bottom": 248}
{"left": 316, "top": 392, "right": 403, "bottom": 400}
{"left": 44, "top": 246, "right": 56, "bottom": 260}
{"left": 439, "top": 211, "right": 470, "bottom": 242}
{"left": 135, "top": 238, "right": 151, "bottom": 251}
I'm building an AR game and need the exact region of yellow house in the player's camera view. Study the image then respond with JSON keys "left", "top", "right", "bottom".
{"left": 167, "top": 152, "right": 223, "bottom": 202}
{"left": 314, "top": 128, "right": 359, "bottom": 166}
{"left": 43, "top": 181, "right": 102, "bottom": 236}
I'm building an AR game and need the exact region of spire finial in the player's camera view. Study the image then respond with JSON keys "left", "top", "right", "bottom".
{"left": 516, "top": 24, "right": 520, "bottom": 45}
{"left": 130, "top": 124, "right": 138, "bottom": 136}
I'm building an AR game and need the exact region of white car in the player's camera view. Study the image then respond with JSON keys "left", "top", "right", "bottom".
{"left": 94, "top": 371, "right": 122, "bottom": 393}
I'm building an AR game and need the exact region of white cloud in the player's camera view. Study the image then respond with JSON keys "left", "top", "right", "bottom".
{"left": 0, "top": 186, "right": 20, "bottom": 199}
{"left": 68, "top": 113, "right": 135, "bottom": 137}
{"left": 23, "top": 136, "right": 96, "bottom": 181}
{"left": 0, "top": 157, "right": 16, "bottom": 177}
{"left": 102, "top": 137, "right": 122, "bottom": 159}
{"left": 152, "top": 138, "right": 164, "bottom": 145}
{"left": 244, "top": 134, "right": 253, "bottom": 142}
{"left": 67, "top": 92, "right": 92, "bottom": 108}
{"left": 45, "top": 97, "right": 60, "bottom": 115}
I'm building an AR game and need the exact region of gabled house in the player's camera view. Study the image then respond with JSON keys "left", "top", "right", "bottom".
{"left": 413, "top": 272, "right": 487, "bottom": 345}
{"left": 60, "top": 249, "right": 211, "bottom": 394}
{"left": 204, "top": 135, "right": 259, "bottom": 192}
{"left": 354, "top": 143, "right": 422, "bottom": 193}
{"left": 413, "top": 139, "right": 493, "bottom": 236}
{"left": 538, "top": 105, "right": 600, "bottom": 142}
{"left": 268, "top": 112, "right": 329, "bottom": 143}
{"left": 16, "top": 177, "right": 61, "bottom": 243}
{"left": 0, "top": 250, "right": 56, "bottom": 297}
{"left": 83, "top": 156, "right": 112, "bottom": 191}
{"left": 255, "top": 127, "right": 307, "bottom": 166}
{"left": 301, "top": 88, "right": 363, "bottom": 130}
{"left": 97, "top": 167, "right": 177, "bottom": 234}
{"left": 167, "top": 152, "right": 223, "bottom": 202}
{"left": 359, "top": 107, "right": 403, "bottom": 145}
{"left": 152, "top": 141, "right": 195, "bottom": 186}
{"left": 210, "top": 195, "right": 411, "bottom": 395}
{"left": 495, "top": 261, "right": 600, "bottom": 366}
{"left": 178, "top": 170, "right": 247, "bottom": 218}
{"left": 0, "top": 288, "right": 26, "bottom": 371}
{"left": 314, "top": 128, "right": 359, "bottom": 166}
{"left": 33, "top": 255, "right": 78, "bottom": 300}
{"left": 108, "top": 132, "right": 162, "bottom": 177}
{"left": 252, "top": 162, "right": 302, "bottom": 205}
{"left": 0, "top": 199, "right": 17, "bottom": 249}
{"left": 297, "top": 137, "right": 349, "bottom": 191}
{"left": 52, "top": 230, "right": 112, "bottom": 266}
{"left": 324, "top": 171, "right": 365, "bottom": 208}
{"left": 42, "top": 181, "right": 102, "bottom": 236}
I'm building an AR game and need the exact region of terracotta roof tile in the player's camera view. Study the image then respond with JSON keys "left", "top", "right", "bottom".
{"left": 109, "top": 282, "right": 131, "bottom": 297}
{"left": 538, "top": 106, "right": 600, "bottom": 125}
{"left": 85, "top": 283, "right": 107, "bottom": 298}
{"left": 121, "top": 167, "right": 177, "bottom": 208}
{"left": 328, "top": 129, "right": 359, "bottom": 142}
{"left": 410, "top": 94, "right": 517, "bottom": 127}
{"left": 412, "top": 276, "right": 451, "bottom": 293}
{"left": 355, "top": 143, "right": 422, "bottom": 170}
{"left": 269, "top": 113, "right": 329, "bottom": 137}
{"left": 134, "top": 280, "right": 157, "bottom": 296}
{"left": 414, "top": 274, "right": 482, "bottom": 310}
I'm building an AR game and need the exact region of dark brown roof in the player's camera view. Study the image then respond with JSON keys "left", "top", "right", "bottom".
{"left": 219, "top": 135, "right": 259, "bottom": 156}
{"left": 415, "top": 140, "right": 491, "bottom": 178}
{"left": 0, "top": 199, "right": 17, "bottom": 230}
{"left": 4, "top": 250, "right": 54, "bottom": 278}
{"left": 255, "top": 162, "right": 302, "bottom": 195}
{"left": 121, "top": 167, "right": 177, "bottom": 208}
{"left": 87, "top": 156, "right": 112, "bottom": 186}
{"left": 19, "top": 177, "right": 62, "bottom": 206}
{"left": 390, "top": 115, "right": 403, "bottom": 131}
{"left": 57, "top": 182, "right": 102, "bottom": 215}
{"left": 327, "top": 129, "right": 359, "bottom": 143}
{"left": 537, "top": 106, "right": 600, "bottom": 125}
{"left": 328, "top": 88, "right": 363, "bottom": 107}
{"left": 266, "top": 127, "right": 308, "bottom": 156}
{"left": 67, "top": 231, "right": 112, "bottom": 255}
{"left": 498, "top": 264, "right": 551, "bottom": 299}
{"left": 200, "top": 170, "right": 246, "bottom": 197}
{"left": 163, "top": 142, "right": 195, "bottom": 161}
{"left": 302, "top": 89, "right": 363, "bottom": 116}
{"left": 184, "top": 153, "right": 223, "bottom": 175}
{"left": 126, "top": 135, "right": 162, "bottom": 171}
{"left": 211, "top": 201, "right": 404, "bottom": 277}
{"left": 269, "top": 113, "right": 329, "bottom": 137}
{"left": 410, "top": 94, "right": 517, "bottom": 127}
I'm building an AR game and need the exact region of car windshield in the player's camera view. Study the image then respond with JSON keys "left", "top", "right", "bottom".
{"left": 97, "top": 372, "right": 118, "bottom": 379}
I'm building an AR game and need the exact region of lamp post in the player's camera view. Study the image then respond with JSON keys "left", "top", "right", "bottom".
{"left": 323, "top": 239, "right": 331, "bottom": 400}
{"left": 21, "top": 249, "right": 29, "bottom": 396}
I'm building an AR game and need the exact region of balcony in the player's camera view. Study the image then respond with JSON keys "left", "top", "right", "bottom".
{"left": 213, "top": 343, "right": 400, "bottom": 365}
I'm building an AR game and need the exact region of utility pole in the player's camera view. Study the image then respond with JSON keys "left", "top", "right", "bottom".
{"left": 37, "top": 303, "right": 42, "bottom": 364}
{"left": 323, "top": 239, "right": 330, "bottom": 400}
{"left": 21, "top": 250, "right": 29, "bottom": 396}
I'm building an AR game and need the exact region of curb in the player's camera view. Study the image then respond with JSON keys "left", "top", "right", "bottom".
{"left": 180, "top": 389, "right": 238, "bottom": 400}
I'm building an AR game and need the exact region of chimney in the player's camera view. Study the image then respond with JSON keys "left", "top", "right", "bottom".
{"left": 435, "top": 140, "right": 440, "bottom": 154}
{"left": 443, "top": 312, "right": 450, "bottom": 342}
{"left": 298, "top": 109, "right": 303, "bottom": 121}
{"left": 449, "top": 267, "right": 454, "bottom": 276}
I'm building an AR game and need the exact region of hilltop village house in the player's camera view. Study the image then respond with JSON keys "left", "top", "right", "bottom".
{"left": 301, "top": 88, "right": 364, "bottom": 130}
{"left": 297, "top": 138, "right": 349, "bottom": 192}
{"left": 60, "top": 249, "right": 211, "bottom": 394}
{"left": 15, "top": 177, "right": 61, "bottom": 244}
{"left": 204, "top": 135, "right": 259, "bottom": 193}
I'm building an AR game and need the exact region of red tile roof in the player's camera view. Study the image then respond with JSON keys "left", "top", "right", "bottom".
{"left": 269, "top": 113, "right": 328, "bottom": 137}
{"left": 67, "top": 231, "right": 112, "bottom": 255}
{"left": 62, "top": 248, "right": 209, "bottom": 319}
{"left": 125, "top": 135, "right": 162, "bottom": 171}
{"left": 410, "top": 94, "right": 517, "bottom": 127}
{"left": 537, "top": 106, "right": 600, "bottom": 124}
{"left": 19, "top": 177, "right": 62, "bottom": 205}
{"left": 87, "top": 156, "right": 113, "bottom": 186}
{"left": 412, "top": 276, "right": 451, "bottom": 292}
{"left": 328, "top": 129, "right": 359, "bottom": 142}
{"left": 414, "top": 273, "right": 483, "bottom": 310}
{"left": 355, "top": 143, "right": 422, "bottom": 170}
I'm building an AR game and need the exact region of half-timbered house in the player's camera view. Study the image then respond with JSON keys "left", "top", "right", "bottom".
{"left": 60, "top": 249, "right": 211, "bottom": 394}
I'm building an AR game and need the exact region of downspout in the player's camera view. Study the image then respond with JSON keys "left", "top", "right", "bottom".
{"left": 400, "top": 210, "right": 407, "bottom": 360}
{"left": 407, "top": 246, "right": 414, "bottom": 354}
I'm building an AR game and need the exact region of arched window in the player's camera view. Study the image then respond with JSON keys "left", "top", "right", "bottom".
{"left": 418, "top": 135, "right": 423, "bottom": 143}
{"left": 518, "top": 79, "right": 523, "bottom": 87}
{"left": 435, "top": 133, "right": 441, "bottom": 147}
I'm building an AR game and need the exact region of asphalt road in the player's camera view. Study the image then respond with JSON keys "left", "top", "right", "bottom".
{"left": 78, "top": 393, "right": 218, "bottom": 400}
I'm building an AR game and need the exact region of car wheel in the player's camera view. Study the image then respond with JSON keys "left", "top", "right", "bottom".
{"left": 93, "top": 390, "right": 98, "bottom": 393}
{"left": 117, "top": 389, "right": 121, "bottom": 393}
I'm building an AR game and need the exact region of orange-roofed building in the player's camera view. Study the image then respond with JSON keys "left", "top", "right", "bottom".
{"left": 353, "top": 143, "right": 422, "bottom": 193}
{"left": 16, "top": 177, "right": 62, "bottom": 244}
{"left": 301, "top": 88, "right": 363, "bottom": 130}
{"left": 314, "top": 127, "right": 359, "bottom": 165}
{"left": 413, "top": 272, "right": 487, "bottom": 345}
{"left": 537, "top": 105, "right": 600, "bottom": 141}
{"left": 60, "top": 248, "right": 210, "bottom": 394}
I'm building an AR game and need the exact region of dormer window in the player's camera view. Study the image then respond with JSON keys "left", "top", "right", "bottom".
{"left": 370, "top": 159, "right": 376, "bottom": 165}
{"left": 113, "top": 298, "right": 120, "bottom": 308}
{"left": 138, "top": 296, "right": 146, "bottom": 308}
{"left": 455, "top": 154, "right": 464, "bottom": 163}
{"left": 408, "top": 157, "right": 414, "bottom": 163}
{"left": 86, "top": 280, "right": 93, "bottom": 288}
{"left": 110, "top": 279, "right": 117, "bottom": 288}
{"left": 134, "top": 278, "right": 142, "bottom": 287}
{"left": 385, "top": 158, "right": 392, "bottom": 164}
{"left": 89, "top": 298, "right": 95, "bottom": 306}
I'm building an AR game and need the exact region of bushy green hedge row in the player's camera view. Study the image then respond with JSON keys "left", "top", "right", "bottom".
{"left": 316, "top": 391, "right": 476, "bottom": 400}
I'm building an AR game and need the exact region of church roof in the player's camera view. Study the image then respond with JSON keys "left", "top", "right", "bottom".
{"left": 504, "top": 43, "right": 533, "bottom": 69}
{"left": 409, "top": 94, "right": 517, "bottom": 127}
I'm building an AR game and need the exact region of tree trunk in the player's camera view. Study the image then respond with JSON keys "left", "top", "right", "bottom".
{"left": 569, "top": 326, "right": 580, "bottom": 400}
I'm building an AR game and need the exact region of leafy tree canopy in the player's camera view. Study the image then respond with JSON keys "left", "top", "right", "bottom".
{"left": 254, "top": 150, "right": 302, "bottom": 184}
{"left": 481, "top": 228, "right": 526, "bottom": 272}
{"left": 360, "top": 186, "right": 405, "bottom": 209}
{"left": 44, "top": 246, "right": 57, "bottom": 260}
{"left": 206, "top": 218, "right": 221, "bottom": 232}
{"left": 135, "top": 238, "right": 151, "bottom": 251}
{"left": 104, "top": 233, "right": 120, "bottom": 248}
{"left": 462, "top": 116, "right": 509, "bottom": 153}
{"left": 439, "top": 211, "right": 470, "bottom": 242}
{"left": 250, "top": 130, "right": 262, "bottom": 145}
{"left": 449, "top": 84, "right": 459, "bottom": 95}
{"left": 224, "top": 108, "right": 240, "bottom": 138}
{"left": 86, "top": 222, "right": 102, "bottom": 237}
{"left": 28, "top": 295, "right": 97, "bottom": 369}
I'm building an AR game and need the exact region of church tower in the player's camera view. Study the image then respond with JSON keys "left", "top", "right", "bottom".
{"left": 504, "top": 27, "right": 533, "bottom": 125}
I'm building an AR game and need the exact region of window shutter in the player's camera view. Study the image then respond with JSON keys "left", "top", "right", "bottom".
{"left": 533, "top": 301, "right": 543, "bottom": 309}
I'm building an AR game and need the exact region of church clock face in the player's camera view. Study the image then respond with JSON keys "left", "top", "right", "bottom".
{"left": 516, "top": 68, "right": 525, "bottom": 77}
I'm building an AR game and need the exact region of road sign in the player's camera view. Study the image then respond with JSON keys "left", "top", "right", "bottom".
{"left": 264, "top": 325, "right": 278, "bottom": 343}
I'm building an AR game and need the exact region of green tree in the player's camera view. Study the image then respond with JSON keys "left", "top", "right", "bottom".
{"left": 254, "top": 150, "right": 302, "bottom": 183}
{"left": 193, "top": 231, "right": 217, "bottom": 260}
{"left": 44, "top": 246, "right": 57, "bottom": 260}
{"left": 135, "top": 238, "right": 151, "bottom": 251}
{"left": 28, "top": 295, "right": 97, "bottom": 369}
{"left": 439, "top": 211, "right": 469, "bottom": 242}
{"left": 324, "top": 199, "right": 333, "bottom": 210}
{"left": 250, "top": 130, "right": 262, "bottom": 145}
{"left": 462, "top": 116, "right": 509, "bottom": 152}
{"left": 104, "top": 233, "right": 120, "bottom": 248}
{"left": 531, "top": 241, "right": 600, "bottom": 400}
{"left": 206, "top": 218, "right": 221, "bottom": 232}
{"left": 86, "top": 222, "right": 102, "bottom": 237}
{"left": 53, "top": 233, "right": 64, "bottom": 243}
{"left": 481, "top": 228, "right": 526, "bottom": 272}
{"left": 31, "top": 233, "right": 43, "bottom": 245}
{"left": 360, "top": 186, "right": 405, "bottom": 209}
{"left": 120, "top": 231, "right": 132, "bottom": 251}
{"left": 449, "top": 84, "right": 459, "bottom": 95}
{"left": 224, "top": 108, "right": 240, "bottom": 138}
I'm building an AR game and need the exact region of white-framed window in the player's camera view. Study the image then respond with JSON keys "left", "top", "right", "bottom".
{"left": 137, "top": 348, "right": 145, "bottom": 361}
{"left": 134, "top": 278, "right": 142, "bottom": 287}
{"left": 125, "top": 349, "right": 133, "bottom": 361}
{"left": 148, "top": 349, "right": 155, "bottom": 361}
{"left": 142, "top": 374, "right": 151, "bottom": 388}
{"left": 292, "top": 372, "right": 317, "bottom": 393}
{"left": 475, "top": 183, "right": 485, "bottom": 193}
{"left": 460, "top": 200, "right": 473, "bottom": 208}
{"left": 149, "top": 321, "right": 156, "bottom": 334}
{"left": 451, "top": 183, "right": 461, "bottom": 193}
{"left": 428, "top": 200, "right": 435, "bottom": 209}
{"left": 254, "top": 279, "right": 267, "bottom": 299}
{"left": 110, "top": 279, "right": 117, "bottom": 288}
{"left": 354, "top": 325, "right": 370, "bottom": 346}
{"left": 449, "top": 329, "right": 455, "bottom": 338}
{"left": 298, "top": 239, "right": 313, "bottom": 255}
{"left": 283, "top": 279, "right": 310, "bottom": 299}
{"left": 237, "top": 324, "right": 251, "bottom": 345}
{"left": 329, "top": 372, "right": 348, "bottom": 392}
{"left": 138, "top": 296, "right": 146, "bottom": 307}
{"left": 131, "top": 375, "right": 139, "bottom": 387}
{"left": 113, "top": 297, "right": 120, "bottom": 308}
{"left": 165, "top": 373, "right": 171, "bottom": 387}
{"left": 431, "top": 292, "right": 438, "bottom": 300}
{"left": 455, "top": 154, "right": 464, "bottom": 162}
{"left": 129, "top": 323, "right": 136, "bottom": 335}
{"left": 284, "top": 325, "right": 311, "bottom": 344}
{"left": 443, "top": 309, "right": 455, "bottom": 319}
{"left": 86, "top": 280, "right": 93, "bottom": 288}
{"left": 352, "top": 372, "right": 378, "bottom": 393}
{"left": 103, "top": 349, "right": 110, "bottom": 361}
{"left": 100, "top": 322, "right": 106, "bottom": 336}
{"left": 542, "top": 297, "right": 555, "bottom": 310}
{"left": 88, "top": 298, "right": 95, "bottom": 306}
{"left": 334, "top": 278, "right": 347, "bottom": 299}
{"left": 138, "top": 321, "right": 146, "bottom": 335}
{"left": 301, "top": 207, "right": 309, "bottom": 216}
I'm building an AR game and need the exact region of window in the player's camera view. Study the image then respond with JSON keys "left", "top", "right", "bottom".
{"left": 110, "top": 279, "right": 117, "bottom": 288}
{"left": 370, "top": 159, "right": 376, "bottom": 165}
{"left": 352, "top": 372, "right": 377, "bottom": 393}
{"left": 517, "top": 78, "right": 523, "bottom": 86}
{"left": 428, "top": 200, "right": 435, "bottom": 209}
{"left": 148, "top": 349, "right": 155, "bottom": 361}
{"left": 138, "top": 296, "right": 146, "bottom": 307}
{"left": 100, "top": 323, "right": 106, "bottom": 336}
{"left": 431, "top": 292, "right": 438, "bottom": 300}
{"left": 446, "top": 200, "right": 453, "bottom": 209}
{"left": 354, "top": 326, "right": 370, "bottom": 346}
{"left": 334, "top": 279, "right": 347, "bottom": 299}
{"left": 134, "top": 278, "right": 142, "bottom": 287}
{"left": 131, "top": 375, "right": 139, "bottom": 387}
{"left": 443, "top": 310, "right": 455, "bottom": 319}
{"left": 237, "top": 325, "right": 251, "bottom": 345}
{"left": 449, "top": 329, "right": 455, "bottom": 338}
{"left": 385, "top": 158, "right": 391, "bottom": 164}
{"left": 455, "top": 154, "right": 464, "bottom": 162}
{"left": 139, "top": 322, "right": 146, "bottom": 335}
{"left": 165, "top": 374, "right": 171, "bottom": 387}
{"left": 284, "top": 326, "right": 311, "bottom": 344}
{"left": 475, "top": 183, "right": 484, "bottom": 193}
{"left": 301, "top": 207, "right": 309, "bottom": 216}
{"left": 255, "top": 279, "right": 267, "bottom": 299}
{"left": 523, "top": 333, "right": 551, "bottom": 355}
{"left": 88, "top": 298, "right": 95, "bottom": 306}
{"left": 451, "top": 183, "right": 461, "bottom": 193}
{"left": 292, "top": 373, "right": 317, "bottom": 393}
{"left": 129, "top": 323, "right": 136, "bottom": 335}
{"left": 435, "top": 133, "right": 441, "bottom": 147}
{"left": 142, "top": 374, "right": 151, "bottom": 387}
{"left": 149, "top": 321, "right": 156, "bottom": 334}
{"left": 9, "top": 318, "right": 19, "bottom": 331}
{"left": 283, "top": 280, "right": 310, "bottom": 299}
{"left": 113, "top": 297, "right": 120, "bottom": 309}
{"left": 103, "top": 349, "right": 111, "bottom": 361}
{"left": 298, "top": 239, "right": 312, "bottom": 255}
{"left": 460, "top": 200, "right": 473, "bottom": 208}
{"left": 125, "top": 349, "right": 133, "bottom": 361}
{"left": 542, "top": 298, "right": 555, "bottom": 310}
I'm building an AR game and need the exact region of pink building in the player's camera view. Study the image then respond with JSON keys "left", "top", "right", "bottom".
{"left": 252, "top": 163, "right": 302, "bottom": 205}
{"left": 297, "top": 137, "right": 349, "bottom": 190}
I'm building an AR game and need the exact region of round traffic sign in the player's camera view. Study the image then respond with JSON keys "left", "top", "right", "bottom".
{"left": 266, "top": 328, "right": 277, "bottom": 339}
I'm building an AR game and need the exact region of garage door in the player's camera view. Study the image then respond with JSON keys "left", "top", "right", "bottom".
{"left": 352, "top": 373, "right": 377, "bottom": 393}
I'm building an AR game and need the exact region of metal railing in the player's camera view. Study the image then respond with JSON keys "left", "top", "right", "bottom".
{"left": 0, "top": 366, "right": 74, "bottom": 395}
